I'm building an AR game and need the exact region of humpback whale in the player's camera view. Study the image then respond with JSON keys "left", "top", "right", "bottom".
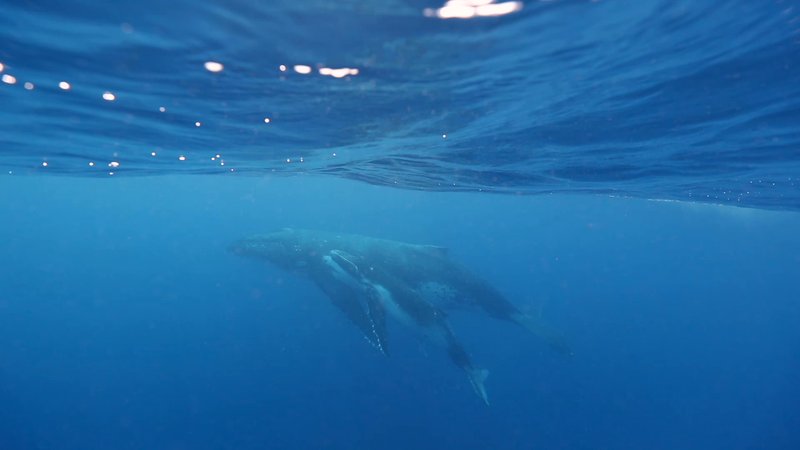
{"left": 230, "top": 228, "right": 569, "bottom": 404}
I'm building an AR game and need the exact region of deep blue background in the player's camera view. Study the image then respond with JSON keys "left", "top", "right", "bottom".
{"left": 1, "top": 175, "right": 798, "bottom": 449}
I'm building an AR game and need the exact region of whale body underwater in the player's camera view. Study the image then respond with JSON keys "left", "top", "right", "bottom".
{"left": 230, "top": 228, "right": 569, "bottom": 405}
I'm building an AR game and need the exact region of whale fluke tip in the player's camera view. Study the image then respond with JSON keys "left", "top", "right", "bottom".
{"left": 468, "top": 368, "right": 490, "bottom": 406}
{"left": 513, "top": 313, "right": 572, "bottom": 355}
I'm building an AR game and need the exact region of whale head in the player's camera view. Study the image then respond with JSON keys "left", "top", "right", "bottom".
{"left": 228, "top": 228, "right": 311, "bottom": 271}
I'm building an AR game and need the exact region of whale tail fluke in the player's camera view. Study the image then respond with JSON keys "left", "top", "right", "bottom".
{"left": 467, "top": 368, "right": 490, "bottom": 406}
{"left": 513, "top": 313, "right": 573, "bottom": 356}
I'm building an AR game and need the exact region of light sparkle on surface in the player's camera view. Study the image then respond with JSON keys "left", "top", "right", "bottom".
{"left": 2, "top": 74, "right": 16, "bottom": 84}
{"left": 424, "top": 0, "right": 522, "bottom": 19}
{"left": 204, "top": 61, "right": 224, "bottom": 73}
{"left": 293, "top": 65, "right": 312, "bottom": 75}
{"left": 102, "top": 91, "right": 116, "bottom": 101}
{"left": 24, "top": 82, "right": 34, "bottom": 90}
{"left": 58, "top": 81, "right": 71, "bottom": 90}
{"left": 319, "top": 67, "right": 359, "bottom": 78}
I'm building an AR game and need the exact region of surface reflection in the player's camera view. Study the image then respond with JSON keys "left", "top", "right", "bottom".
{"left": 423, "top": 0, "right": 523, "bottom": 19}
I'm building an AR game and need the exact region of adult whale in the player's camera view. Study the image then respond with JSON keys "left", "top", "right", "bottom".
{"left": 229, "top": 228, "right": 569, "bottom": 404}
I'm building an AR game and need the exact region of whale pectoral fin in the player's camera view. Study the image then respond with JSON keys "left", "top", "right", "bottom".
{"left": 365, "top": 294, "right": 389, "bottom": 356}
{"left": 513, "top": 313, "right": 573, "bottom": 356}
{"left": 316, "top": 280, "right": 390, "bottom": 356}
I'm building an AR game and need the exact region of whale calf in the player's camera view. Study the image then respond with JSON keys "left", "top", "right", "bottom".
{"left": 230, "top": 228, "right": 569, "bottom": 404}
{"left": 323, "top": 248, "right": 490, "bottom": 404}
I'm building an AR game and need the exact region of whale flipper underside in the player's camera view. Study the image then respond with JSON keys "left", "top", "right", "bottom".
{"left": 314, "top": 271, "right": 390, "bottom": 356}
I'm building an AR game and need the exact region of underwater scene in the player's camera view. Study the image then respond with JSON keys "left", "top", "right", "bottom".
{"left": 1, "top": 1, "right": 799, "bottom": 449}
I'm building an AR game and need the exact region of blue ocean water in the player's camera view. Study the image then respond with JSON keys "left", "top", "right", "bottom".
{"left": 1, "top": 1, "right": 800, "bottom": 449}
{"left": 2, "top": 0, "right": 799, "bottom": 208}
